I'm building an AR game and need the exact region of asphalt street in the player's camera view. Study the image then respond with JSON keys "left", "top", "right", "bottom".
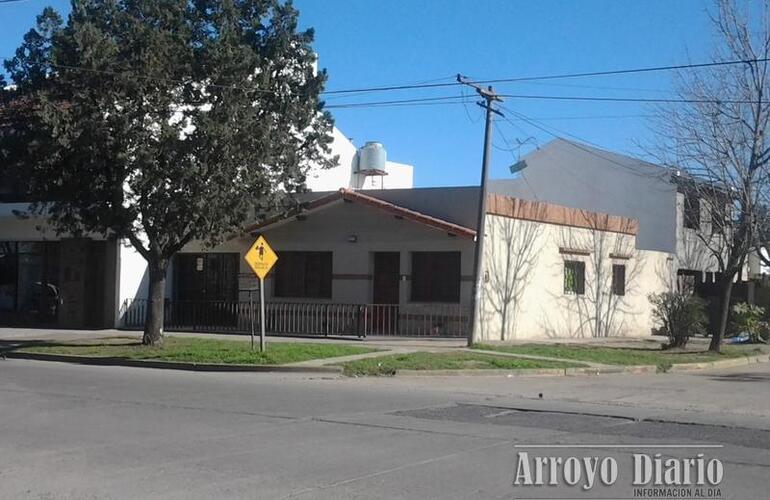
{"left": 0, "top": 359, "right": 768, "bottom": 499}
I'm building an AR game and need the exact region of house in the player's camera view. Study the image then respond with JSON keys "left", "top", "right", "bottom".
{"left": 0, "top": 105, "right": 412, "bottom": 328}
{"left": 117, "top": 186, "right": 672, "bottom": 340}
{"left": 488, "top": 138, "right": 744, "bottom": 286}
{"left": 2, "top": 125, "right": 682, "bottom": 339}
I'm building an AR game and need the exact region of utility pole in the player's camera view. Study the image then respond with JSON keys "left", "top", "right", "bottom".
{"left": 457, "top": 74, "right": 503, "bottom": 347}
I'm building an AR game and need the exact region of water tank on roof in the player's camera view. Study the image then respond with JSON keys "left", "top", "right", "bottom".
{"left": 356, "top": 141, "right": 387, "bottom": 173}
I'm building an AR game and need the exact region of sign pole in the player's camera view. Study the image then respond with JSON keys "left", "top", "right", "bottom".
{"left": 244, "top": 235, "right": 277, "bottom": 353}
{"left": 259, "top": 277, "right": 266, "bottom": 352}
{"left": 249, "top": 289, "right": 255, "bottom": 350}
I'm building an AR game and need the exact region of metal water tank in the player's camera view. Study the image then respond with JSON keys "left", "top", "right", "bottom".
{"left": 356, "top": 141, "right": 387, "bottom": 172}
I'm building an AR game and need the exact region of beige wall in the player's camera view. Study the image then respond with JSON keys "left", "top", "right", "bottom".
{"left": 181, "top": 200, "right": 475, "bottom": 306}
{"left": 478, "top": 213, "right": 673, "bottom": 341}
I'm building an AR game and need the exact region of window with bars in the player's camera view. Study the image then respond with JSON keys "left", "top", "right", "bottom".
{"left": 611, "top": 264, "right": 626, "bottom": 296}
{"left": 410, "top": 252, "right": 461, "bottom": 303}
{"left": 564, "top": 260, "right": 585, "bottom": 295}
{"left": 273, "top": 251, "right": 333, "bottom": 299}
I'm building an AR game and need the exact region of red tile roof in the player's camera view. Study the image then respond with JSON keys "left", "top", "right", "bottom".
{"left": 246, "top": 188, "right": 477, "bottom": 238}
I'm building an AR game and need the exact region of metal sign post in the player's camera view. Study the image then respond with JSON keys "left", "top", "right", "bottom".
{"left": 259, "top": 277, "right": 266, "bottom": 352}
{"left": 244, "top": 235, "right": 278, "bottom": 352}
{"left": 249, "top": 288, "right": 255, "bottom": 350}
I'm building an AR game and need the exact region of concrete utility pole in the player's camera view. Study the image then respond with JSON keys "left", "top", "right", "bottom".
{"left": 457, "top": 74, "right": 503, "bottom": 347}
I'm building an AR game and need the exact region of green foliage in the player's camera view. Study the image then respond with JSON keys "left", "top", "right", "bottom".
{"left": 648, "top": 292, "right": 708, "bottom": 348}
{"left": 1, "top": 1, "right": 335, "bottom": 342}
{"left": 473, "top": 342, "right": 756, "bottom": 367}
{"left": 3, "top": 0, "right": 334, "bottom": 253}
{"left": 731, "top": 302, "right": 767, "bottom": 343}
{"left": 340, "top": 351, "right": 584, "bottom": 377}
{"left": 22, "top": 337, "right": 374, "bottom": 365}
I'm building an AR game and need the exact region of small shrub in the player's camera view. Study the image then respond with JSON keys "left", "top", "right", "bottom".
{"left": 648, "top": 292, "right": 707, "bottom": 349}
{"left": 731, "top": 302, "right": 767, "bottom": 343}
{"left": 759, "top": 322, "right": 770, "bottom": 342}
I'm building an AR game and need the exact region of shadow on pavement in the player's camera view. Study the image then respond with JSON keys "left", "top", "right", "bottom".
{"left": 708, "top": 372, "right": 770, "bottom": 383}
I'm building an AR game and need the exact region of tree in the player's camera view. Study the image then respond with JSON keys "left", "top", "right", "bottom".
{"left": 654, "top": 0, "right": 770, "bottom": 352}
{"left": 1, "top": 0, "right": 335, "bottom": 345}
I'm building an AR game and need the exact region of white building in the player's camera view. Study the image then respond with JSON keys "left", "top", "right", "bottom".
{"left": 305, "top": 127, "right": 413, "bottom": 191}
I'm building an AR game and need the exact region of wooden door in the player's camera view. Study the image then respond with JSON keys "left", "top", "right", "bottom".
{"left": 372, "top": 252, "right": 400, "bottom": 334}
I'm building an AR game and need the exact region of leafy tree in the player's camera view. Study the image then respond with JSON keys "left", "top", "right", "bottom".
{"left": 730, "top": 302, "right": 765, "bottom": 343}
{"left": 1, "top": 0, "right": 335, "bottom": 345}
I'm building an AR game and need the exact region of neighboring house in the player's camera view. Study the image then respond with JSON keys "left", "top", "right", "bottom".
{"left": 117, "top": 187, "right": 671, "bottom": 340}
{"left": 489, "top": 138, "right": 735, "bottom": 287}
{"left": 0, "top": 203, "right": 119, "bottom": 328}
{"left": 0, "top": 106, "right": 412, "bottom": 328}
{"left": 480, "top": 195, "right": 669, "bottom": 340}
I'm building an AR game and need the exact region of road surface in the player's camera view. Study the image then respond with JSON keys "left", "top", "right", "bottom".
{"left": 0, "top": 358, "right": 768, "bottom": 499}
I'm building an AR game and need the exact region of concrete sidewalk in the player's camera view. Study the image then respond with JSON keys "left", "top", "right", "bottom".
{"left": 0, "top": 327, "right": 643, "bottom": 369}
{"left": 0, "top": 327, "right": 467, "bottom": 350}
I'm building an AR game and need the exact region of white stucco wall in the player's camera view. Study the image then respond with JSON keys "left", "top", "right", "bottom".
{"left": 305, "top": 127, "right": 414, "bottom": 192}
{"left": 478, "top": 213, "right": 673, "bottom": 341}
{"left": 306, "top": 127, "right": 358, "bottom": 192}
{"left": 116, "top": 241, "right": 149, "bottom": 323}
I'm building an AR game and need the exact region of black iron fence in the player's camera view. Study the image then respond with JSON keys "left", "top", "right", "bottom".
{"left": 120, "top": 299, "right": 469, "bottom": 338}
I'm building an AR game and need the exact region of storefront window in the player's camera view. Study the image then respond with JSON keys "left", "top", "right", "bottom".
{"left": 17, "top": 252, "right": 43, "bottom": 312}
{"left": 0, "top": 241, "right": 60, "bottom": 320}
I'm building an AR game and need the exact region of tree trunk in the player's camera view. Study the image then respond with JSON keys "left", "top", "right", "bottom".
{"left": 143, "top": 258, "right": 167, "bottom": 346}
{"left": 710, "top": 275, "right": 735, "bottom": 353}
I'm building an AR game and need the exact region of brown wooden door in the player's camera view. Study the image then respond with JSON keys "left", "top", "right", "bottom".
{"left": 372, "top": 252, "right": 400, "bottom": 335}
{"left": 373, "top": 252, "right": 400, "bottom": 304}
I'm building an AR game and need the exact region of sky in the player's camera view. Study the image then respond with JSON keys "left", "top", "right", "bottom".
{"left": 0, "top": 0, "right": 715, "bottom": 187}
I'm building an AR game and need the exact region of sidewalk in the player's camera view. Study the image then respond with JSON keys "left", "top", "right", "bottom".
{"left": 0, "top": 327, "right": 468, "bottom": 350}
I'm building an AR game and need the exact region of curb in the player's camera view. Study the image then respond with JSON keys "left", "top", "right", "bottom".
{"left": 388, "top": 356, "right": 768, "bottom": 377}
{"left": 367, "top": 355, "right": 769, "bottom": 377}
{"left": 390, "top": 365, "right": 659, "bottom": 377}
{"left": 3, "top": 351, "right": 344, "bottom": 374}
{"left": 666, "top": 353, "right": 770, "bottom": 372}
{"left": 6, "top": 350, "right": 767, "bottom": 377}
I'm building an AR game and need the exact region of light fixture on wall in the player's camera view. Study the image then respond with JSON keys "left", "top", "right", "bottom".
{"left": 196, "top": 257, "right": 204, "bottom": 271}
{"left": 347, "top": 234, "right": 358, "bottom": 243}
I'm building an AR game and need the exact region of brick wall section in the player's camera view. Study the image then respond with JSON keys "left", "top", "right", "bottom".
{"left": 486, "top": 193, "right": 639, "bottom": 236}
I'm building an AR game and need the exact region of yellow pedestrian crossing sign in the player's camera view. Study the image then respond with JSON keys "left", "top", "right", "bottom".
{"left": 245, "top": 235, "right": 278, "bottom": 279}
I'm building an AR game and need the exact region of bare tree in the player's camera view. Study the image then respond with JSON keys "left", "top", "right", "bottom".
{"left": 482, "top": 214, "right": 544, "bottom": 340}
{"left": 545, "top": 222, "right": 643, "bottom": 339}
{"left": 654, "top": 0, "right": 770, "bottom": 352}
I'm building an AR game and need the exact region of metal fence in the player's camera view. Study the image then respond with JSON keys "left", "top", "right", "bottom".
{"left": 120, "top": 299, "right": 469, "bottom": 338}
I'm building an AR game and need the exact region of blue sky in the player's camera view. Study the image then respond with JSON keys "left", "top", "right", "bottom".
{"left": 1, "top": 0, "right": 714, "bottom": 187}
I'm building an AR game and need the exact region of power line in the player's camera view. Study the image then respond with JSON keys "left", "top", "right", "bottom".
{"left": 322, "top": 58, "right": 770, "bottom": 95}
{"left": 498, "top": 104, "right": 669, "bottom": 181}
{"left": 325, "top": 95, "right": 467, "bottom": 109}
{"left": 497, "top": 93, "right": 761, "bottom": 104}
{"left": 324, "top": 74, "right": 457, "bottom": 101}
{"left": 22, "top": 56, "right": 770, "bottom": 98}
{"left": 493, "top": 121, "right": 539, "bottom": 200}
{"left": 508, "top": 79, "right": 676, "bottom": 95}
{"left": 325, "top": 92, "right": 764, "bottom": 109}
